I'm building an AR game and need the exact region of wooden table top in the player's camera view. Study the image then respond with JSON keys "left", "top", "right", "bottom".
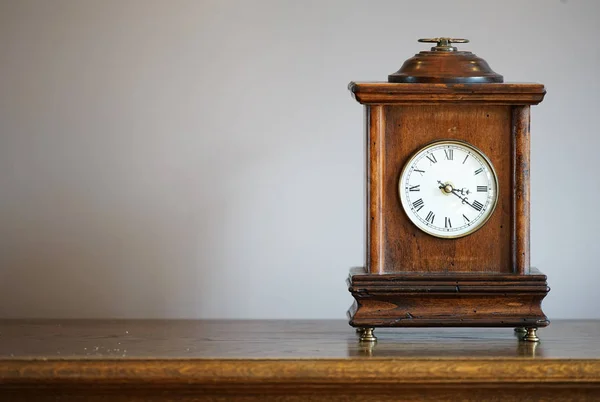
{"left": 1, "top": 319, "right": 598, "bottom": 359}
{"left": 1, "top": 319, "right": 599, "bottom": 401}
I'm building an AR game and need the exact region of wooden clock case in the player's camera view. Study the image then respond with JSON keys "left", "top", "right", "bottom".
{"left": 347, "top": 39, "right": 549, "bottom": 340}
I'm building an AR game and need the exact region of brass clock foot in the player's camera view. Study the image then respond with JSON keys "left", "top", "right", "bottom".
{"left": 359, "top": 327, "right": 377, "bottom": 343}
{"left": 522, "top": 327, "right": 540, "bottom": 342}
{"left": 514, "top": 327, "right": 527, "bottom": 334}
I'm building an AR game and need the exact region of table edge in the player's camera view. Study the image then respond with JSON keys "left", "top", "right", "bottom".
{"left": 2, "top": 359, "right": 600, "bottom": 385}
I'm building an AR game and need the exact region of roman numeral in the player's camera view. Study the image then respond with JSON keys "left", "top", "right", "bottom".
{"left": 409, "top": 185, "right": 420, "bottom": 192}
{"left": 426, "top": 154, "right": 437, "bottom": 165}
{"left": 462, "top": 154, "right": 469, "bottom": 164}
{"left": 477, "top": 186, "right": 488, "bottom": 192}
{"left": 412, "top": 198, "right": 425, "bottom": 212}
{"left": 462, "top": 214, "right": 470, "bottom": 223}
{"left": 444, "top": 149, "right": 453, "bottom": 160}
{"left": 474, "top": 168, "right": 484, "bottom": 175}
{"left": 414, "top": 169, "right": 425, "bottom": 176}
{"left": 472, "top": 200, "right": 484, "bottom": 211}
{"left": 425, "top": 211, "right": 435, "bottom": 224}
{"left": 445, "top": 217, "right": 452, "bottom": 228}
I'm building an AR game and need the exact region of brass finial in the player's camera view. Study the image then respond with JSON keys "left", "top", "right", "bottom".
{"left": 418, "top": 37, "right": 469, "bottom": 52}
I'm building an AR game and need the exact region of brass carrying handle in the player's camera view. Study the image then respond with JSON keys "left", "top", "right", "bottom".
{"left": 419, "top": 38, "right": 469, "bottom": 45}
{"left": 418, "top": 38, "right": 469, "bottom": 51}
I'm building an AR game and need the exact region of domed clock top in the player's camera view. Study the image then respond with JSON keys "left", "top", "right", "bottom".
{"left": 388, "top": 37, "right": 503, "bottom": 84}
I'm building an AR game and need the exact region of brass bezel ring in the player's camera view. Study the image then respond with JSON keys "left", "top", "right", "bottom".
{"left": 398, "top": 139, "right": 499, "bottom": 239}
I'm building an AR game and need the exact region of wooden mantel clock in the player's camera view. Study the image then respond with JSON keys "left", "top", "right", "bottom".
{"left": 347, "top": 38, "right": 549, "bottom": 343}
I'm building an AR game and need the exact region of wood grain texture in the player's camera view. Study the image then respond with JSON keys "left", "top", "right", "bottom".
{"left": 348, "top": 267, "right": 549, "bottom": 327}
{"left": 2, "top": 319, "right": 599, "bottom": 359}
{"left": 379, "top": 104, "right": 512, "bottom": 273}
{"left": 366, "top": 105, "right": 385, "bottom": 274}
{"left": 349, "top": 82, "right": 546, "bottom": 105}
{"left": 512, "top": 106, "right": 531, "bottom": 275}
{"left": 0, "top": 320, "right": 599, "bottom": 401}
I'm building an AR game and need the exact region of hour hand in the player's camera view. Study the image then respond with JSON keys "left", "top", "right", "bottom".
{"left": 439, "top": 180, "right": 471, "bottom": 197}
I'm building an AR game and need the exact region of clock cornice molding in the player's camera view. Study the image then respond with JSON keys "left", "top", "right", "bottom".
{"left": 349, "top": 82, "right": 546, "bottom": 105}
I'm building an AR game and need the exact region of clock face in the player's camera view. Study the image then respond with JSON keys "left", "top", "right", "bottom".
{"left": 399, "top": 140, "right": 498, "bottom": 239}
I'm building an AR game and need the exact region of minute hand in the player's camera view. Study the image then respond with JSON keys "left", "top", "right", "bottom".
{"left": 449, "top": 188, "right": 479, "bottom": 211}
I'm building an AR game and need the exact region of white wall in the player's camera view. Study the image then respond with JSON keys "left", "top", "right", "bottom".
{"left": 0, "top": 0, "right": 598, "bottom": 319}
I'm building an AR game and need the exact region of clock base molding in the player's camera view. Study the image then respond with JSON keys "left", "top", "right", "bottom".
{"left": 347, "top": 267, "right": 549, "bottom": 329}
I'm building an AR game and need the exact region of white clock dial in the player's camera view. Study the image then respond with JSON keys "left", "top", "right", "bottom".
{"left": 399, "top": 140, "right": 498, "bottom": 239}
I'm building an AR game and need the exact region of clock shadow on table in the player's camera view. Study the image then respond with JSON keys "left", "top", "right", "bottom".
{"left": 347, "top": 328, "right": 542, "bottom": 358}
